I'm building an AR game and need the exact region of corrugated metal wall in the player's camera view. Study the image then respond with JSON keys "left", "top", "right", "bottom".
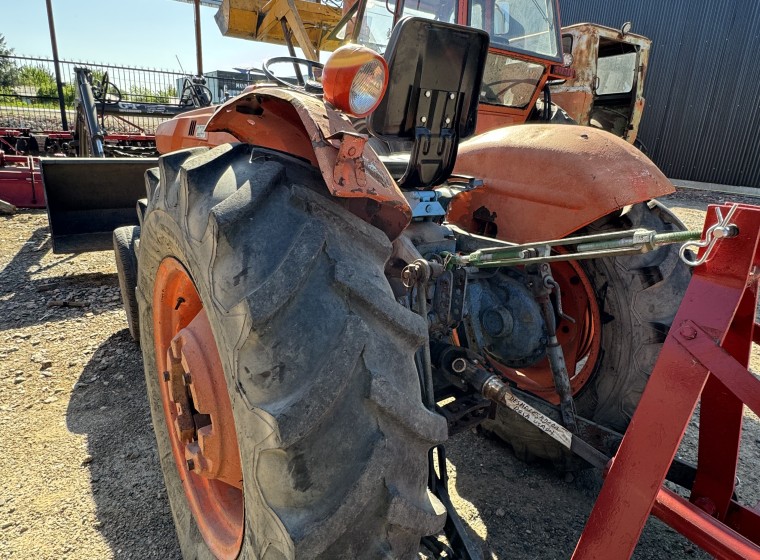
{"left": 558, "top": 0, "right": 760, "bottom": 188}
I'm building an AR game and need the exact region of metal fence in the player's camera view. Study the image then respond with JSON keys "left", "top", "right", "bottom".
{"left": 0, "top": 55, "right": 258, "bottom": 135}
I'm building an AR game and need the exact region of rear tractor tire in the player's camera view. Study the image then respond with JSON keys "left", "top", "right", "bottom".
{"left": 482, "top": 201, "right": 692, "bottom": 469}
{"left": 137, "top": 143, "right": 447, "bottom": 558}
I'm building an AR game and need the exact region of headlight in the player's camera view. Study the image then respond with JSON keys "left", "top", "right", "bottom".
{"left": 323, "top": 45, "right": 388, "bottom": 118}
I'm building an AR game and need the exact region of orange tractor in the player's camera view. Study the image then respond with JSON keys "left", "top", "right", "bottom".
{"left": 43, "top": 0, "right": 759, "bottom": 558}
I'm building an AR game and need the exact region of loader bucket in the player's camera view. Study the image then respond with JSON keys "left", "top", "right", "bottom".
{"left": 41, "top": 158, "right": 158, "bottom": 254}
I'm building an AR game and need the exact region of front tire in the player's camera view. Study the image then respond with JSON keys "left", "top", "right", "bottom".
{"left": 482, "top": 201, "right": 691, "bottom": 468}
{"left": 113, "top": 225, "right": 140, "bottom": 343}
{"left": 137, "top": 143, "right": 446, "bottom": 558}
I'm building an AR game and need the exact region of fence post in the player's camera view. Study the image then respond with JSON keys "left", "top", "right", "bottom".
{"left": 45, "top": 0, "right": 69, "bottom": 131}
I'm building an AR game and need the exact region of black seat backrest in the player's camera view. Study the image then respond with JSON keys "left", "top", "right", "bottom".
{"left": 367, "top": 17, "right": 489, "bottom": 190}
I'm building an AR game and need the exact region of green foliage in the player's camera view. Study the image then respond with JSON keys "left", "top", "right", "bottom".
{"left": 90, "top": 69, "right": 106, "bottom": 84}
{"left": 0, "top": 34, "right": 18, "bottom": 88}
{"left": 18, "top": 65, "right": 55, "bottom": 88}
{"left": 37, "top": 81, "right": 76, "bottom": 104}
{"left": 13, "top": 65, "right": 75, "bottom": 105}
{"left": 127, "top": 84, "right": 176, "bottom": 104}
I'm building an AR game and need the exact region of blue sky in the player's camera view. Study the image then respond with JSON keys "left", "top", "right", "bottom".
{"left": 1, "top": 0, "right": 300, "bottom": 73}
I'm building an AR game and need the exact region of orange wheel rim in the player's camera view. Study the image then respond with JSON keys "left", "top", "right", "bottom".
{"left": 489, "top": 260, "right": 602, "bottom": 404}
{"left": 153, "top": 258, "right": 244, "bottom": 559}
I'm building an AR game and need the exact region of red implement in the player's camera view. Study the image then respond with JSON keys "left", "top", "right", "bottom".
{"left": 573, "top": 203, "right": 760, "bottom": 559}
{"left": 0, "top": 153, "right": 45, "bottom": 208}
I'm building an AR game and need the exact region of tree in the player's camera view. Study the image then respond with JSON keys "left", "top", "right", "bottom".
{"left": 17, "top": 65, "right": 58, "bottom": 104}
{"left": 0, "top": 34, "right": 17, "bottom": 88}
{"left": 15, "top": 65, "right": 76, "bottom": 105}
{"left": 18, "top": 65, "right": 56, "bottom": 88}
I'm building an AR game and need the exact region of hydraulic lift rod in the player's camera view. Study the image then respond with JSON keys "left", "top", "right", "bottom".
{"left": 450, "top": 356, "right": 610, "bottom": 469}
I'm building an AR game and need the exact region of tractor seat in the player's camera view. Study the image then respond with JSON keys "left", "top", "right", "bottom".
{"left": 379, "top": 153, "right": 411, "bottom": 180}
{"left": 367, "top": 17, "right": 489, "bottom": 190}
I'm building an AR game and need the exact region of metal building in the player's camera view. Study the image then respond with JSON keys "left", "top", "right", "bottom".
{"left": 559, "top": 0, "right": 760, "bottom": 189}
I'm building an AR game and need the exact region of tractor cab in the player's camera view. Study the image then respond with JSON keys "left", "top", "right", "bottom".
{"left": 550, "top": 23, "right": 651, "bottom": 144}
{"left": 334, "top": 0, "right": 568, "bottom": 132}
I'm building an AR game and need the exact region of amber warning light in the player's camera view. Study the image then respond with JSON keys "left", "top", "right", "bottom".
{"left": 322, "top": 45, "right": 389, "bottom": 118}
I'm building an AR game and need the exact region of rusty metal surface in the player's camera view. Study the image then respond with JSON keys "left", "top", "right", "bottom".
{"left": 330, "top": 131, "right": 367, "bottom": 188}
{"left": 216, "top": 0, "right": 343, "bottom": 54}
{"left": 169, "top": 310, "right": 242, "bottom": 489}
{"left": 206, "top": 86, "right": 411, "bottom": 240}
{"left": 551, "top": 23, "right": 651, "bottom": 143}
{"left": 447, "top": 124, "right": 674, "bottom": 244}
{"left": 559, "top": 0, "right": 760, "bottom": 188}
{"left": 550, "top": 24, "right": 600, "bottom": 126}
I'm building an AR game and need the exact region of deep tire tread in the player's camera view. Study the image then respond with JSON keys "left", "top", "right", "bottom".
{"left": 158, "top": 147, "right": 207, "bottom": 209}
{"left": 138, "top": 143, "right": 444, "bottom": 559}
{"left": 113, "top": 225, "right": 140, "bottom": 343}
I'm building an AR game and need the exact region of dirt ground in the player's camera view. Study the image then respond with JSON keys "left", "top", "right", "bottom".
{"left": 1, "top": 189, "right": 760, "bottom": 559}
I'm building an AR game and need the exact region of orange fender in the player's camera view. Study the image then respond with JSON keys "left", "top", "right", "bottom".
{"left": 156, "top": 86, "right": 411, "bottom": 240}
{"left": 448, "top": 124, "right": 674, "bottom": 243}
{"left": 205, "top": 87, "right": 411, "bottom": 240}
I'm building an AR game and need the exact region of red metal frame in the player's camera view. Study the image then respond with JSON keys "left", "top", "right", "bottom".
{"left": 0, "top": 128, "right": 154, "bottom": 209}
{"left": 0, "top": 153, "right": 44, "bottom": 208}
{"left": 573, "top": 203, "right": 760, "bottom": 559}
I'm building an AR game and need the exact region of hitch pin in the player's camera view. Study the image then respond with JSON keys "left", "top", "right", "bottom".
{"left": 679, "top": 204, "right": 739, "bottom": 267}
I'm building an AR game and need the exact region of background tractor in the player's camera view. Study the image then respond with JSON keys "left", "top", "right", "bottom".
{"left": 40, "top": 0, "right": 698, "bottom": 557}
{"left": 551, "top": 22, "right": 651, "bottom": 145}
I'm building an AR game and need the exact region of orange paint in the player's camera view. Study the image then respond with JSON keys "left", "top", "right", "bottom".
{"left": 153, "top": 258, "right": 243, "bottom": 560}
{"left": 448, "top": 124, "right": 674, "bottom": 244}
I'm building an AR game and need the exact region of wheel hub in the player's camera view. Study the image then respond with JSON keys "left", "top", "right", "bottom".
{"left": 164, "top": 312, "right": 242, "bottom": 489}
{"left": 153, "top": 257, "right": 244, "bottom": 560}
{"left": 478, "top": 260, "right": 601, "bottom": 403}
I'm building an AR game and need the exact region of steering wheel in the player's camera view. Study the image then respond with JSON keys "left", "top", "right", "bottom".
{"left": 263, "top": 57, "right": 324, "bottom": 93}
{"left": 482, "top": 77, "right": 537, "bottom": 102}
{"left": 92, "top": 71, "right": 122, "bottom": 104}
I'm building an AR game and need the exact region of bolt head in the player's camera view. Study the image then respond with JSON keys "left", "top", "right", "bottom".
{"left": 425, "top": 90, "right": 431, "bottom": 97}
{"left": 680, "top": 325, "right": 698, "bottom": 340}
{"left": 420, "top": 116, "right": 427, "bottom": 123}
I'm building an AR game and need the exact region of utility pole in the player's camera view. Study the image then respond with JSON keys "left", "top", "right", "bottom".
{"left": 45, "top": 0, "right": 69, "bottom": 130}
{"left": 194, "top": 0, "right": 203, "bottom": 76}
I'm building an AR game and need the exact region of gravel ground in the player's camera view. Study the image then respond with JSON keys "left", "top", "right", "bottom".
{"left": 1, "top": 189, "right": 759, "bottom": 559}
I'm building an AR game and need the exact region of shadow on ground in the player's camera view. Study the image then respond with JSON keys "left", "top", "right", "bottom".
{"left": 444, "top": 430, "right": 597, "bottom": 559}
{"left": 66, "top": 330, "right": 181, "bottom": 559}
{"left": 0, "top": 224, "right": 119, "bottom": 332}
